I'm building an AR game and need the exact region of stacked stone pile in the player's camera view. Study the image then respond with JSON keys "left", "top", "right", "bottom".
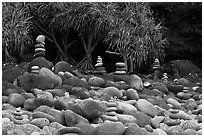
{"left": 115, "top": 62, "right": 126, "bottom": 75}
{"left": 95, "top": 56, "right": 106, "bottom": 73}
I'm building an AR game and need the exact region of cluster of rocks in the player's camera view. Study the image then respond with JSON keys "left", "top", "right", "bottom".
{"left": 2, "top": 35, "right": 202, "bottom": 135}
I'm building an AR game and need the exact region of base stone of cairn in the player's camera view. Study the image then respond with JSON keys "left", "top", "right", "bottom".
{"left": 115, "top": 62, "right": 126, "bottom": 75}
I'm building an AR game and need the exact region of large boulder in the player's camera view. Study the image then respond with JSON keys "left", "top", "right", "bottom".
{"left": 17, "top": 68, "right": 62, "bottom": 91}
{"left": 53, "top": 61, "right": 73, "bottom": 74}
{"left": 2, "top": 66, "right": 24, "bottom": 83}
{"left": 28, "top": 57, "right": 53, "bottom": 72}
{"left": 69, "top": 98, "right": 106, "bottom": 121}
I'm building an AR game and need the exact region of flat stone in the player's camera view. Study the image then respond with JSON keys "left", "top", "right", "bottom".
{"left": 136, "top": 99, "right": 158, "bottom": 117}
{"left": 94, "top": 121, "right": 126, "bottom": 135}
{"left": 44, "top": 89, "right": 65, "bottom": 97}
{"left": 116, "top": 101, "right": 137, "bottom": 114}
{"left": 163, "top": 118, "right": 181, "bottom": 126}
{"left": 88, "top": 76, "right": 105, "bottom": 87}
{"left": 32, "top": 111, "right": 55, "bottom": 123}
{"left": 116, "top": 114, "right": 137, "bottom": 125}
{"left": 169, "top": 110, "right": 192, "bottom": 120}
{"left": 24, "top": 98, "right": 39, "bottom": 111}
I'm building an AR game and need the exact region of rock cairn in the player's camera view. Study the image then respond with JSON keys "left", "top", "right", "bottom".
{"left": 153, "top": 58, "right": 161, "bottom": 81}
{"left": 162, "top": 73, "right": 168, "bottom": 82}
{"left": 95, "top": 56, "right": 106, "bottom": 73}
{"left": 31, "top": 66, "right": 40, "bottom": 74}
{"left": 33, "top": 35, "right": 46, "bottom": 58}
{"left": 115, "top": 62, "right": 126, "bottom": 75}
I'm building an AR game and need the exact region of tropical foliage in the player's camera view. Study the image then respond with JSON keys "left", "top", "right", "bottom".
{"left": 2, "top": 2, "right": 33, "bottom": 63}
{"left": 2, "top": 2, "right": 168, "bottom": 72}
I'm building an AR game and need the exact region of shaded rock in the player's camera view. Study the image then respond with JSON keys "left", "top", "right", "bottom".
{"left": 183, "top": 98, "right": 197, "bottom": 111}
{"left": 55, "top": 85, "right": 73, "bottom": 93}
{"left": 166, "top": 125, "right": 184, "bottom": 135}
{"left": 94, "top": 121, "right": 126, "bottom": 135}
{"left": 116, "top": 101, "right": 137, "bottom": 114}
{"left": 35, "top": 91, "right": 54, "bottom": 107}
{"left": 63, "top": 77, "right": 90, "bottom": 90}
{"left": 123, "top": 88, "right": 139, "bottom": 100}
{"left": 8, "top": 93, "right": 26, "bottom": 108}
{"left": 88, "top": 76, "right": 105, "bottom": 87}
{"left": 165, "top": 84, "right": 184, "bottom": 94}
{"left": 145, "top": 96, "right": 170, "bottom": 110}
{"left": 177, "top": 78, "right": 190, "bottom": 86}
{"left": 124, "top": 110, "right": 151, "bottom": 127}
{"left": 28, "top": 56, "right": 53, "bottom": 72}
{"left": 2, "top": 66, "right": 24, "bottom": 83}
{"left": 150, "top": 82, "right": 168, "bottom": 94}
{"left": 69, "top": 87, "right": 90, "bottom": 99}
{"left": 18, "top": 62, "right": 29, "bottom": 72}
{"left": 102, "top": 86, "right": 123, "bottom": 98}
{"left": 136, "top": 99, "right": 158, "bottom": 117}
{"left": 64, "top": 110, "right": 89, "bottom": 127}
{"left": 49, "top": 122, "right": 65, "bottom": 131}
{"left": 44, "top": 89, "right": 65, "bottom": 97}
{"left": 130, "top": 74, "right": 143, "bottom": 91}
{"left": 123, "top": 123, "right": 150, "bottom": 135}
{"left": 2, "top": 96, "right": 8, "bottom": 103}
{"left": 32, "top": 111, "right": 55, "bottom": 123}
{"left": 151, "top": 116, "right": 165, "bottom": 128}
{"left": 53, "top": 61, "right": 73, "bottom": 74}
{"left": 69, "top": 98, "right": 105, "bottom": 121}
{"left": 144, "top": 125, "right": 154, "bottom": 132}
{"left": 30, "top": 118, "right": 50, "bottom": 129}
{"left": 34, "top": 105, "right": 66, "bottom": 125}
{"left": 177, "top": 92, "right": 191, "bottom": 100}
{"left": 32, "top": 88, "right": 44, "bottom": 96}
{"left": 24, "top": 98, "right": 39, "bottom": 111}
{"left": 2, "top": 81, "right": 25, "bottom": 96}
{"left": 57, "top": 127, "right": 83, "bottom": 135}
{"left": 76, "top": 123, "right": 96, "bottom": 135}
{"left": 116, "top": 114, "right": 137, "bottom": 125}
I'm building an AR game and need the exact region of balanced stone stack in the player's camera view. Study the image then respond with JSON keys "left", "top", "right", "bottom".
{"left": 31, "top": 66, "right": 40, "bottom": 74}
{"left": 95, "top": 56, "right": 106, "bottom": 73}
{"left": 153, "top": 58, "right": 161, "bottom": 81}
{"left": 115, "top": 62, "right": 126, "bottom": 75}
{"left": 101, "top": 101, "right": 118, "bottom": 122}
{"left": 162, "top": 73, "right": 168, "bottom": 82}
{"left": 33, "top": 35, "right": 46, "bottom": 58}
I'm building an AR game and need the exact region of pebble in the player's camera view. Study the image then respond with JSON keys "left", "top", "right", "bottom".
{"left": 102, "top": 87, "right": 123, "bottom": 98}
{"left": 154, "top": 128, "right": 167, "bottom": 135}
{"left": 169, "top": 110, "right": 192, "bottom": 120}
{"left": 116, "top": 114, "right": 137, "bottom": 125}
{"left": 166, "top": 125, "right": 184, "bottom": 135}
{"left": 130, "top": 74, "right": 143, "bottom": 91}
{"left": 124, "top": 88, "right": 139, "bottom": 100}
{"left": 183, "top": 129, "right": 197, "bottom": 135}
{"left": 76, "top": 123, "right": 96, "bottom": 135}
{"left": 8, "top": 93, "right": 26, "bottom": 108}
{"left": 32, "top": 111, "right": 55, "bottom": 123}
{"left": 124, "top": 123, "right": 150, "bottom": 135}
{"left": 164, "top": 118, "right": 181, "bottom": 126}
{"left": 136, "top": 99, "right": 158, "bottom": 117}
{"left": 144, "top": 125, "right": 153, "bottom": 132}
{"left": 88, "top": 76, "right": 105, "bottom": 87}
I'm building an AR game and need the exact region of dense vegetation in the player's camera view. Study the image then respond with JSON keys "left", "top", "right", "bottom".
{"left": 2, "top": 2, "right": 201, "bottom": 73}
